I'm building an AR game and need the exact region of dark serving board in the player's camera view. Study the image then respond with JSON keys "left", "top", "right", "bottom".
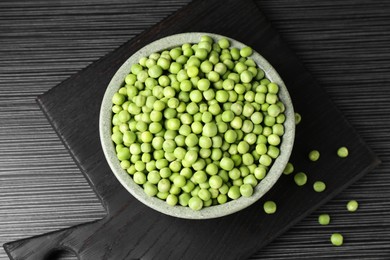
{"left": 4, "top": 0, "right": 379, "bottom": 259}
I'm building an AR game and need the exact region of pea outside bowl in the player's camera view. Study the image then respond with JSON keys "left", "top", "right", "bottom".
{"left": 100, "top": 32, "right": 295, "bottom": 219}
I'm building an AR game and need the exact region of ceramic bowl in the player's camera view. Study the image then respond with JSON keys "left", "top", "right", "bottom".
{"left": 100, "top": 32, "right": 295, "bottom": 219}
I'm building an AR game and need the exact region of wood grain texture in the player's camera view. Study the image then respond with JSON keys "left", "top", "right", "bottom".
{"left": 0, "top": 0, "right": 389, "bottom": 259}
{"left": 0, "top": 1, "right": 191, "bottom": 259}
{"left": 2, "top": 0, "right": 381, "bottom": 259}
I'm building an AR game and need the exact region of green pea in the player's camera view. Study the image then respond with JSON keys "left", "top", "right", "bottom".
{"left": 192, "top": 170, "right": 206, "bottom": 184}
{"left": 169, "top": 47, "right": 182, "bottom": 60}
{"left": 125, "top": 73, "right": 137, "bottom": 85}
{"left": 112, "top": 93, "right": 126, "bottom": 105}
{"left": 240, "top": 46, "right": 253, "bottom": 58}
{"left": 244, "top": 91, "right": 255, "bottom": 102}
{"left": 330, "top": 233, "right": 343, "bottom": 246}
{"left": 120, "top": 160, "right": 130, "bottom": 169}
{"left": 209, "top": 188, "right": 219, "bottom": 199}
{"left": 215, "top": 90, "right": 229, "bottom": 103}
{"left": 134, "top": 161, "right": 145, "bottom": 172}
{"left": 337, "top": 146, "right": 349, "bottom": 158}
{"left": 218, "top": 38, "right": 230, "bottom": 49}
{"left": 199, "top": 181, "right": 210, "bottom": 189}
{"left": 272, "top": 124, "right": 284, "bottom": 136}
{"left": 157, "top": 179, "right": 171, "bottom": 193}
{"left": 209, "top": 175, "right": 223, "bottom": 189}
{"left": 309, "top": 150, "right": 320, "bottom": 161}
{"left": 203, "top": 90, "right": 215, "bottom": 103}
{"left": 199, "top": 136, "right": 212, "bottom": 149}
{"left": 220, "top": 157, "right": 235, "bottom": 171}
{"left": 283, "top": 162, "right": 294, "bottom": 175}
{"left": 234, "top": 62, "right": 247, "bottom": 74}
{"left": 264, "top": 115, "right": 276, "bottom": 127}
{"left": 347, "top": 200, "right": 359, "bottom": 212}
{"left": 230, "top": 116, "right": 243, "bottom": 130}
{"left": 133, "top": 172, "right": 147, "bottom": 185}
{"left": 267, "top": 134, "right": 281, "bottom": 146}
{"left": 218, "top": 182, "right": 229, "bottom": 194}
{"left": 254, "top": 166, "right": 267, "bottom": 180}
{"left": 318, "top": 214, "right": 330, "bottom": 225}
{"left": 185, "top": 133, "right": 199, "bottom": 147}
{"left": 157, "top": 191, "right": 169, "bottom": 200}
{"left": 214, "top": 63, "right": 227, "bottom": 75}
{"left": 224, "top": 129, "right": 238, "bottom": 144}
{"left": 254, "top": 92, "right": 265, "bottom": 105}
{"left": 166, "top": 118, "right": 181, "bottom": 131}
{"left": 153, "top": 150, "right": 164, "bottom": 161}
{"left": 250, "top": 112, "right": 263, "bottom": 125}
{"left": 182, "top": 181, "right": 195, "bottom": 193}
{"left": 259, "top": 154, "right": 272, "bottom": 167}
{"left": 206, "top": 163, "right": 218, "bottom": 176}
{"left": 189, "top": 90, "right": 203, "bottom": 103}
{"left": 197, "top": 78, "right": 210, "bottom": 91}
{"left": 242, "top": 153, "right": 254, "bottom": 166}
{"left": 156, "top": 159, "right": 169, "bottom": 169}
{"left": 294, "top": 172, "right": 307, "bottom": 186}
{"left": 313, "top": 181, "right": 326, "bottom": 192}
{"left": 179, "top": 193, "right": 191, "bottom": 206}
{"left": 229, "top": 168, "right": 241, "bottom": 180}
{"left": 215, "top": 194, "right": 226, "bottom": 204}
{"left": 230, "top": 104, "right": 242, "bottom": 116}
{"left": 200, "top": 60, "right": 213, "bottom": 73}
{"left": 112, "top": 105, "right": 122, "bottom": 114}
{"left": 242, "top": 168, "right": 254, "bottom": 181}
{"left": 263, "top": 200, "right": 277, "bottom": 214}
{"left": 111, "top": 132, "right": 123, "bottom": 145}
{"left": 188, "top": 196, "right": 203, "bottom": 211}
{"left": 211, "top": 148, "right": 223, "bottom": 161}
{"left": 241, "top": 120, "right": 253, "bottom": 134}
{"left": 237, "top": 141, "right": 250, "bottom": 154}
{"left": 295, "top": 112, "right": 302, "bottom": 125}
{"left": 173, "top": 175, "right": 187, "bottom": 188}
{"left": 136, "top": 121, "right": 147, "bottom": 132}
{"left": 222, "top": 78, "right": 235, "bottom": 90}
{"left": 165, "top": 194, "right": 178, "bottom": 206}
{"left": 147, "top": 65, "right": 162, "bottom": 78}
{"left": 127, "top": 165, "right": 136, "bottom": 175}
{"left": 117, "top": 147, "right": 130, "bottom": 161}
{"left": 195, "top": 48, "right": 208, "bottom": 61}
{"left": 143, "top": 182, "right": 158, "bottom": 197}
{"left": 187, "top": 66, "right": 199, "bottom": 78}
{"left": 198, "top": 189, "right": 211, "bottom": 201}
{"left": 201, "top": 112, "right": 213, "bottom": 123}
{"left": 240, "top": 184, "right": 254, "bottom": 197}
{"left": 202, "top": 122, "right": 218, "bottom": 137}
{"left": 199, "top": 148, "right": 212, "bottom": 159}
{"left": 118, "top": 110, "right": 130, "bottom": 123}
{"left": 234, "top": 84, "right": 245, "bottom": 95}
{"left": 147, "top": 171, "right": 161, "bottom": 184}
{"left": 267, "top": 104, "right": 281, "bottom": 117}
{"left": 240, "top": 70, "right": 253, "bottom": 83}
{"left": 276, "top": 114, "right": 286, "bottom": 124}
{"left": 257, "top": 135, "right": 267, "bottom": 144}
{"left": 227, "top": 185, "right": 241, "bottom": 200}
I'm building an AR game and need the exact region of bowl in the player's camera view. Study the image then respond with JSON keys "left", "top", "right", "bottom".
{"left": 100, "top": 32, "right": 295, "bottom": 219}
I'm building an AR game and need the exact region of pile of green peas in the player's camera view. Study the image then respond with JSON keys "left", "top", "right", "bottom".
{"left": 110, "top": 35, "right": 286, "bottom": 210}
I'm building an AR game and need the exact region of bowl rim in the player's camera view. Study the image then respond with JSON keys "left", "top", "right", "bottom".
{"left": 100, "top": 32, "right": 295, "bottom": 219}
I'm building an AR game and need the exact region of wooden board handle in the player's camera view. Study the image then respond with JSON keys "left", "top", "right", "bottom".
{"left": 4, "top": 220, "right": 102, "bottom": 260}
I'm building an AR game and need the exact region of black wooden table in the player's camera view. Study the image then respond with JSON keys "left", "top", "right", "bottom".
{"left": 1, "top": 0, "right": 390, "bottom": 259}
